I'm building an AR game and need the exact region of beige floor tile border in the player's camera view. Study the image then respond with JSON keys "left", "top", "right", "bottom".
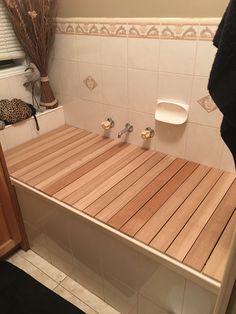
{"left": 56, "top": 17, "right": 220, "bottom": 41}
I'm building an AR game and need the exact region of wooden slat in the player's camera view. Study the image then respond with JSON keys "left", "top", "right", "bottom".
{"left": 97, "top": 154, "right": 176, "bottom": 223}
{"left": 11, "top": 133, "right": 98, "bottom": 178}
{"left": 203, "top": 211, "right": 236, "bottom": 282}
{"left": 44, "top": 142, "right": 129, "bottom": 196}
{"left": 134, "top": 165, "right": 210, "bottom": 244}
{"left": 36, "top": 139, "right": 118, "bottom": 191}
{"left": 56, "top": 145, "right": 142, "bottom": 202}
{"left": 121, "top": 160, "right": 197, "bottom": 237}
{"left": 4, "top": 125, "right": 236, "bottom": 283}
{"left": 30, "top": 137, "right": 113, "bottom": 188}
{"left": 166, "top": 173, "right": 236, "bottom": 261}
{"left": 7, "top": 127, "right": 79, "bottom": 168}
{"left": 8, "top": 129, "right": 88, "bottom": 173}
{"left": 4, "top": 125, "right": 71, "bottom": 159}
{"left": 20, "top": 134, "right": 109, "bottom": 184}
{"left": 150, "top": 168, "right": 223, "bottom": 252}
{"left": 85, "top": 152, "right": 166, "bottom": 217}
{"left": 24, "top": 136, "right": 102, "bottom": 186}
{"left": 183, "top": 180, "right": 236, "bottom": 271}
{"left": 107, "top": 156, "right": 180, "bottom": 230}
{"left": 73, "top": 150, "right": 156, "bottom": 212}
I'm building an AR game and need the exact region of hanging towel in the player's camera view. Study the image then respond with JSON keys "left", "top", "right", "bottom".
{"left": 208, "top": 0, "right": 236, "bottom": 167}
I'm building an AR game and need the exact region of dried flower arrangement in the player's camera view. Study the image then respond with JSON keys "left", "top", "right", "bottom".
{"left": 3, "top": 0, "right": 58, "bottom": 109}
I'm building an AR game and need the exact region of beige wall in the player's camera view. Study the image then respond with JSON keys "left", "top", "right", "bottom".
{"left": 58, "top": 0, "right": 228, "bottom": 18}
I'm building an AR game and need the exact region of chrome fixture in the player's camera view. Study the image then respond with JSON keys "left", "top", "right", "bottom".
{"left": 118, "top": 123, "right": 133, "bottom": 138}
{"left": 141, "top": 127, "right": 155, "bottom": 140}
{"left": 101, "top": 118, "right": 115, "bottom": 130}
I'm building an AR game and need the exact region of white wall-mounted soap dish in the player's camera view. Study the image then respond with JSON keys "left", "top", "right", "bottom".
{"left": 155, "top": 100, "right": 189, "bottom": 125}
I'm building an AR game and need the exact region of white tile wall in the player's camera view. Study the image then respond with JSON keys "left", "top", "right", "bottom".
{"left": 49, "top": 29, "right": 235, "bottom": 172}
{"left": 159, "top": 40, "right": 197, "bottom": 75}
{"left": 0, "top": 106, "right": 65, "bottom": 151}
{"left": 182, "top": 281, "right": 217, "bottom": 314}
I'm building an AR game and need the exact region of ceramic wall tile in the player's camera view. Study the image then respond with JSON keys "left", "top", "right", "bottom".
{"left": 182, "top": 281, "right": 217, "bottom": 314}
{"left": 128, "top": 111, "right": 156, "bottom": 150}
{"left": 71, "top": 257, "right": 105, "bottom": 301}
{"left": 159, "top": 40, "right": 197, "bottom": 75}
{"left": 194, "top": 41, "right": 217, "bottom": 77}
{"left": 77, "top": 62, "right": 103, "bottom": 103}
{"left": 155, "top": 121, "right": 187, "bottom": 158}
{"left": 102, "top": 66, "right": 128, "bottom": 108}
{"left": 0, "top": 78, "right": 11, "bottom": 99}
{"left": 140, "top": 265, "right": 185, "bottom": 314}
{"left": 189, "top": 76, "right": 222, "bottom": 128}
{"left": 30, "top": 107, "right": 65, "bottom": 138}
{"left": 158, "top": 72, "right": 193, "bottom": 105}
{"left": 76, "top": 35, "right": 101, "bottom": 64}
{"left": 7, "top": 74, "right": 32, "bottom": 99}
{"left": 220, "top": 144, "right": 235, "bottom": 173}
{"left": 138, "top": 295, "right": 171, "bottom": 314}
{"left": 128, "top": 69, "right": 158, "bottom": 114}
{"left": 103, "top": 273, "right": 138, "bottom": 314}
{"left": 48, "top": 58, "right": 62, "bottom": 100}
{"left": 4, "top": 120, "right": 33, "bottom": 149}
{"left": 24, "top": 222, "right": 51, "bottom": 263}
{"left": 100, "top": 233, "right": 139, "bottom": 291}
{"left": 128, "top": 38, "right": 159, "bottom": 71}
{"left": 54, "top": 34, "right": 77, "bottom": 61}
{"left": 68, "top": 212, "right": 104, "bottom": 299}
{"left": 185, "top": 123, "right": 223, "bottom": 168}
{"left": 102, "top": 104, "right": 130, "bottom": 140}
{"left": 136, "top": 253, "right": 185, "bottom": 314}
{"left": 101, "top": 37, "right": 127, "bottom": 67}
{"left": 47, "top": 237, "right": 74, "bottom": 277}
{"left": 58, "top": 60, "right": 78, "bottom": 104}
{"left": 64, "top": 99, "right": 104, "bottom": 135}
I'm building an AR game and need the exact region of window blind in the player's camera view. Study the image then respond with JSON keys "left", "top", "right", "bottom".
{"left": 0, "top": 1, "right": 24, "bottom": 61}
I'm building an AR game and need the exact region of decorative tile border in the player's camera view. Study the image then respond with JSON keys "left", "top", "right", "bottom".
{"left": 56, "top": 18, "right": 220, "bottom": 41}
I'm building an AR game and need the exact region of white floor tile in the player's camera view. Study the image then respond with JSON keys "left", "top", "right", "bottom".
{"left": 8, "top": 254, "right": 58, "bottom": 290}
{"left": 18, "top": 249, "right": 66, "bottom": 283}
{"left": 61, "top": 276, "right": 120, "bottom": 314}
{"left": 54, "top": 285, "right": 98, "bottom": 314}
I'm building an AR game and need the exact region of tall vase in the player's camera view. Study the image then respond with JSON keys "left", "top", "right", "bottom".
{"left": 40, "top": 76, "right": 58, "bottom": 109}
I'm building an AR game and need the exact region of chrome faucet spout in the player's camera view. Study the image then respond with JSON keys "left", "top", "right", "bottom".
{"left": 117, "top": 123, "right": 133, "bottom": 138}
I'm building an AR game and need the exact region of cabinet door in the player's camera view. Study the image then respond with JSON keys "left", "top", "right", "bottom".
{"left": 0, "top": 145, "right": 28, "bottom": 257}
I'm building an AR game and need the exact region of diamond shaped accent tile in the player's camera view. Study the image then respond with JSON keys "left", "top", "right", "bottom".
{"left": 197, "top": 95, "right": 218, "bottom": 113}
{"left": 83, "top": 76, "right": 98, "bottom": 91}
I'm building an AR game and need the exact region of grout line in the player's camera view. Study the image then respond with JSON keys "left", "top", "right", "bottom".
{"left": 15, "top": 251, "right": 61, "bottom": 285}
{"left": 58, "top": 284, "right": 100, "bottom": 314}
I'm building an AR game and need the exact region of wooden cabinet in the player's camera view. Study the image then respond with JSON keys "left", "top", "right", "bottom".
{"left": 0, "top": 144, "right": 28, "bottom": 257}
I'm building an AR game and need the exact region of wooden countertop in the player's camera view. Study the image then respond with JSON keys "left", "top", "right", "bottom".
{"left": 5, "top": 125, "right": 236, "bottom": 283}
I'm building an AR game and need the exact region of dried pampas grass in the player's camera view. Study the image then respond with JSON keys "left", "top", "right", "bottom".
{"left": 4, "top": 0, "right": 58, "bottom": 109}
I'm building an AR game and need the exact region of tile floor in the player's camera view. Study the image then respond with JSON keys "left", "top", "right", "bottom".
{"left": 7, "top": 249, "right": 120, "bottom": 314}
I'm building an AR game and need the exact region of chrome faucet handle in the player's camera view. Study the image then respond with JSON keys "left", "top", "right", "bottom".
{"left": 141, "top": 127, "right": 155, "bottom": 140}
{"left": 101, "top": 118, "right": 115, "bottom": 130}
{"left": 118, "top": 123, "right": 134, "bottom": 138}
{"left": 125, "top": 123, "right": 133, "bottom": 132}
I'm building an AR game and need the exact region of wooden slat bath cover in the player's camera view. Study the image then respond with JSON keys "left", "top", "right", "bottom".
{"left": 5, "top": 125, "right": 236, "bottom": 283}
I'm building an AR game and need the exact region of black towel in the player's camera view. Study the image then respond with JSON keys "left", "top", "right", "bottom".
{"left": 208, "top": 0, "right": 236, "bottom": 167}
